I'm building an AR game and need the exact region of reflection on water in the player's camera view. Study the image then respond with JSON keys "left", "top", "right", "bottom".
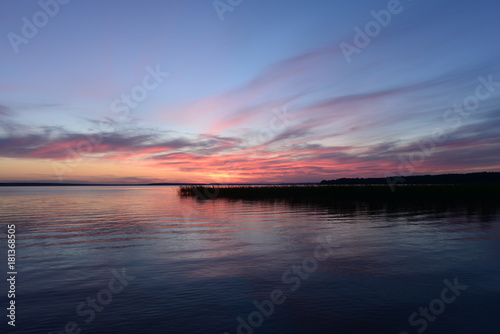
{"left": 0, "top": 186, "right": 499, "bottom": 334}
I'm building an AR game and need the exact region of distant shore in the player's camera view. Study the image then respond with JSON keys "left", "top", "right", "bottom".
{"left": 0, "top": 182, "right": 316, "bottom": 187}
{"left": 2, "top": 172, "right": 499, "bottom": 188}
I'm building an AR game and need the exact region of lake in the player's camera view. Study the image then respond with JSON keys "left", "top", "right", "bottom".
{"left": 1, "top": 186, "right": 499, "bottom": 334}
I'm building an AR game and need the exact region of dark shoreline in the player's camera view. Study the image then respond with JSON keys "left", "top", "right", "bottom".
{"left": 179, "top": 184, "right": 500, "bottom": 203}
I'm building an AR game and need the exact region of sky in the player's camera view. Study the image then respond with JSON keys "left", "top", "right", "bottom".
{"left": 1, "top": 0, "right": 499, "bottom": 184}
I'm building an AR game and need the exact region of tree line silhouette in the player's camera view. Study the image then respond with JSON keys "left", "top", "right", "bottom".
{"left": 320, "top": 172, "right": 500, "bottom": 185}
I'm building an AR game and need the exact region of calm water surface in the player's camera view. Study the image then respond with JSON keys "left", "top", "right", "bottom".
{"left": 0, "top": 186, "right": 499, "bottom": 334}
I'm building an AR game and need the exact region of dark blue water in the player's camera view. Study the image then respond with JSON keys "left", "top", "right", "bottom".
{"left": 0, "top": 186, "right": 499, "bottom": 334}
